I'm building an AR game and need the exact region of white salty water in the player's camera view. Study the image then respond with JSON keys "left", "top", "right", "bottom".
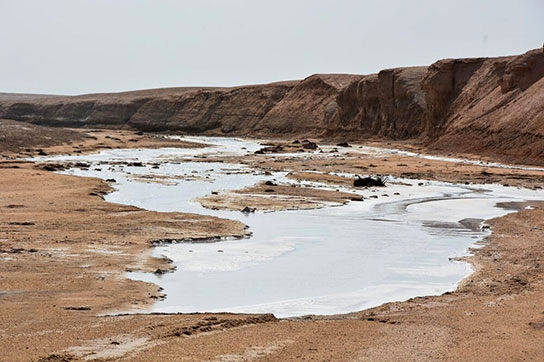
{"left": 36, "top": 137, "right": 543, "bottom": 317}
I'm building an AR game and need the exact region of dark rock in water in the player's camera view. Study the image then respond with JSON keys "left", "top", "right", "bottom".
{"left": 75, "top": 162, "right": 90, "bottom": 169}
{"left": 264, "top": 180, "right": 277, "bottom": 186}
{"left": 211, "top": 191, "right": 218, "bottom": 195}
{"left": 154, "top": 268, "right": 169, "bottom": 275}
{"left": 336, "top": 142, "right": 350, "bottom": 147}
{"left": 350, "top": 196, "right": 364, "bottom": 201}
{"left": 36, "top": 149, "right": 48, "bottom": 156}
{"left": 301, "top": 139, "right": 318, "bottom": 150}
{"left": 255, "top": 145, "right": 284, "bottom": 154}
{"left": 128, "top": 162, "right": 144, "bottom": 167}
{"left": 241, "top": 206, "right": 256, "bottom": 213}
{"left": 353, "top": 176, "right": 386, "bottom": 187}
{"left": 40, "top": 163, "right": 64, "bottom": 172}
{"left": 106, "top": 178, "right": 116, "bottom": 183}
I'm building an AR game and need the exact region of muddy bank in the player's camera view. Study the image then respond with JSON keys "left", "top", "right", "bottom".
{"left": 197, "top": 181, "right": 360, "bottom": 212}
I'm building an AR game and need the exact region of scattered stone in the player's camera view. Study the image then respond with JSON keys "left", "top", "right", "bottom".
{"left": 264, "top": 180, "right": 277, "bottom": 186}
{"left": 37, "top": 353, "right": 75, "bottom": 362}
{"left": 336, "top": 142, "right": 350, "bottom": 147}
{"left": 75, "top": 162, "right": 90, "bottom": 169}
{"left": 301, "top": 140, "right": 318, "bottom": 150}
{"left": 63, "top": 306, "right": 91, "bottom": 311}
{"left": 255, "top": 145, "right": 284, "bottom": 154}
{"left": 39, "top": 163, "right": 65, "bottom": 172}
{"left": 241, "top": 206, "right": 256, "bottom": 213}
{"left": 353, "top": 176, "right": 386, "bottom": 187}
{"left": 105, "top": 178, "right": 116, "bottom": 183}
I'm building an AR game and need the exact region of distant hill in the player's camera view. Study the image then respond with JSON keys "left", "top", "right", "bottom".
{"left": 1, "top": 49, "right": 543, "bottom": 164}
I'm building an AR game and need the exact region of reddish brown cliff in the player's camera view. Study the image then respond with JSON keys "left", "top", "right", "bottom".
{"left": 1, "top": 49, "right": 543, "bottom": 164}
{"left": 332, "top": 66, "right": 427, "bottom": 139}
{"left": 254, "top": 74, "right": 363, "bottom": 135}
{"left": 422, "top": 49, "right": 544, "bottom": 162}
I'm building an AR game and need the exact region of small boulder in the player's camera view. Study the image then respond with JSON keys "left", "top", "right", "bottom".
{"left": 301, "top": 140, "right": 318, "bottom": 150}
{"left": 353, "top": 176, "right": 386, "bottom": 187}
{"left": 241, "top": 206, "right": 256, "bottom": 213}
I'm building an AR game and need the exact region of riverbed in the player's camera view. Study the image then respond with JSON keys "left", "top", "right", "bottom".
{"left": 37, "top": 137, "right": 543, "bottom": 317}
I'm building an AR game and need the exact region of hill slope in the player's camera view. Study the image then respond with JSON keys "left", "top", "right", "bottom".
{"left": 1, "top": 49, "right": 543, "bottom": 164}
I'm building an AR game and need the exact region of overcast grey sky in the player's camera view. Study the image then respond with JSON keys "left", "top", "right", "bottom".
{"left": 1, "top": 0, "right": 542, "bottom": 95}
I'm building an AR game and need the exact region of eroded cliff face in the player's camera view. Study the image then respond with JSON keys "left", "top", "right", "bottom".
{"left": 1, "top": 49, "right": 543, "bottom": 163}
{"left": 423, "top": 49, "right": 544, "bottom": 162}
{"left": 0, "top": 84, "right": 296, "bottom": 133}
{"left": 331, "top": 67, "right": 427, "bottom": 139}
{"left": 254, "top": 74, "right": 363, "bottom": 135}
{"left": 127, "top": 83, "right": 295, "bottom": 133}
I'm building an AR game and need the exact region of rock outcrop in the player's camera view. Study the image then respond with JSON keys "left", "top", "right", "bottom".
{"left": 1, "top": 48, "right": 543, "bottom": 164}
{"left": 422, "top": 49, "right": 544, "bottom": 162}
{"left": 255, "top": 74, "right": 363, "bottom": 135}
{"left": 332, "top": 67, "right": 427, "bottom": 139}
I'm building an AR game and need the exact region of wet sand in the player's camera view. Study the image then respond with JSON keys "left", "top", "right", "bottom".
{"left": 1, "top": 129, "right": 544, "bottom": 360}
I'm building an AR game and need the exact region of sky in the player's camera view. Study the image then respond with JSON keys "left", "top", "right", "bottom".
{"left": 1, "top": 0, "right": 542, "bottom": 95}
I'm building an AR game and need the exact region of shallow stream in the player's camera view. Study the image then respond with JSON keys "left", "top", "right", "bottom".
{"left": 37, "top": 137, "right": 542, "bottom": 317}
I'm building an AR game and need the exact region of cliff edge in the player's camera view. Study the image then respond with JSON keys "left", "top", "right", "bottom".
{"left": 1, "top": 49, "right": 543, "bottom": 164}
